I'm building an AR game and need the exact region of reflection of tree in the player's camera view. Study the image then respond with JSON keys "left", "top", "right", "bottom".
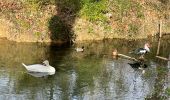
{"left": 148, "top": 37, "right": 170, "bottom": 99}
{"left": 0, "top": 40, "right": 48, "bottom": 68}
{"left": 68, "top": 39, "right": 158, "bottom": 99}
{"left": 146, "top": 66, "right": 168, "bottom": 100}
{"left": 157, "top": 38, "right": 170, "bottom": 57}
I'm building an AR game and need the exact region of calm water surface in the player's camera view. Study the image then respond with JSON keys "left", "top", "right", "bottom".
{"left": 0, "top": 37, "right": 170, "bottom": 100}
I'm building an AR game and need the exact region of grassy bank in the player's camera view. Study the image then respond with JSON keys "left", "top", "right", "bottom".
{"left": 0, "top": 0, "right": 170, "bottom": 43}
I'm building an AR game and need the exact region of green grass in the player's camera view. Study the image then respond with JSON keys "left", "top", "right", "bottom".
{"left": 79, "top": 0, "right": 108, "bottom": 22}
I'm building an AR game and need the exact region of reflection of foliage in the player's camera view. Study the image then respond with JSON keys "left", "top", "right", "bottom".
{"left": 15, "top": 73, "right": 56, "bottom": 100}
{"left": 0, "top": 39, "right": 170, "bottom": 99}
{"left": 146, "top": 66, "right": 168, "bottom": 100}
{"left": 165, "top": 88, "right": 170, "bottom": 96}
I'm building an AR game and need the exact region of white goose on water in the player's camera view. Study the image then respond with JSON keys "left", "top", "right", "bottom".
{"left": 22, "top": 60, "right": 55, "bottom": 75}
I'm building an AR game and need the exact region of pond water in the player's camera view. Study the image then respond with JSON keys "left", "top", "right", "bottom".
{"left": 0, "top": 37, "right": 170, "bottom": 100}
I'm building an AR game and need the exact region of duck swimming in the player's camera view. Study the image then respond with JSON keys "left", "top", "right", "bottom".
{"left": 22, "top": 60, "right": 55, "bottom": 75}
{"left": 112, "top": 49, "right": 118, "bottom": 59}
{"left": 112, "top": 49, "right": 118, "bottom": 56}
{"left": 75, "top": 46, "right": 84, "bottom": 52}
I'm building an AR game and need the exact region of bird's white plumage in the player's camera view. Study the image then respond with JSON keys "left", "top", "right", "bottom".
{"left": 139, "top": 50, "right": 146, "bottom": 53}
{"left": 75, "top": 46, "right": 84, "bottom": 52}
{"left": 22, "top": 60, "right": 55, "bottom": 75}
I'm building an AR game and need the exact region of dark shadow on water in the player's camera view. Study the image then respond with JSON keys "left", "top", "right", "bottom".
{"left": 47, "top": 0, "right": 82, "bottom": 81}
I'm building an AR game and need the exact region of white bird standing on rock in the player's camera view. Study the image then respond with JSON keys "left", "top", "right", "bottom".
{"left": 22, "top": 60, "right": 55, "bottom": 75}
{"left": 129, "top": 43, "right": 150, "bottom": 59}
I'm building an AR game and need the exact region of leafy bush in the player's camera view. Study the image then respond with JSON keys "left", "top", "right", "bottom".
{"left": 48, "top": 15, "right": 72, "bottom": 41}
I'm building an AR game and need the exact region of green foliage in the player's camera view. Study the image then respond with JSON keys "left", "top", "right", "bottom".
{"left": 165, "top": 88, "right": 170, "bottom": 96}
{"left": 128, "top": 23, "right": 139, "bottom": 34}
{"left": 113, "top": 0, "right": 131, "bottom": 19}
{"left": 135, "top": 3, "right": 144, "bottom": 19}
{"left": 115, "top": 27, "right": 125, "bottom": 36}
{"left": 15, "top": 19, "right": 31, "bottom": 29}
{"left": 88, "top": 26, "right": 94, "bottom": 34}
{"left": 48, "top": 15, "right": 72, "bottom": 41}
{"left": 24, "top": 0, "right": 55, "bottom": 10}
{"left": 55, "top": 0, "right": 81, "bottom": 13}
{"left": 24, "top": 0, "right": 40, "bottom": 11}
{"left": 113, "top": 0, "right": 144, "bottom": 20}
{"left": 80, "top": 0, "right": 108, "bottom": 22}
{"left": 104, "top": 24, "right": 112, "bottom": 32}
{"left": 34, "top": 32, "right": 42, "bottom": 37}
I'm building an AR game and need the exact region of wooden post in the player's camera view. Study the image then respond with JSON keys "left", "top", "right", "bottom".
{"left": 159, "top": 20, "right": 162, "bottom": 38}
{"left": 168, "top": 55, "right": 170, "bottom": 68}
{"left": 156, "top": 38, "right": 161, "bottom": 55}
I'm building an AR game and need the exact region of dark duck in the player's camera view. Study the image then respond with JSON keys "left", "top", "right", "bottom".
{"left": 128, "top": 61, "right": 147, "bottom": 69}
{"left": 130, "top": 43, "right": 150, "bottom": 59}
{"left": 128, "top": 61, "right": 148, "bottom": 74}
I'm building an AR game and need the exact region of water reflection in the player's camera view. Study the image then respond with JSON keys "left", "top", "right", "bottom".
{"left": 27, "top": 72, "right": 55, "bottom": 78}
{"left": 0, "top": 37, "right": 169, "bottom": 99}
{"left": 128, "top": 61, "right": 148, "bottom": 69}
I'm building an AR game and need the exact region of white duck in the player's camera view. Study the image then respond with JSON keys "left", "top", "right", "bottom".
{"left": 22, "top": 60, "right": 55, "bottom": 75}
{"left": 75, "top": 46, "right": 84, "bottom": 52}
